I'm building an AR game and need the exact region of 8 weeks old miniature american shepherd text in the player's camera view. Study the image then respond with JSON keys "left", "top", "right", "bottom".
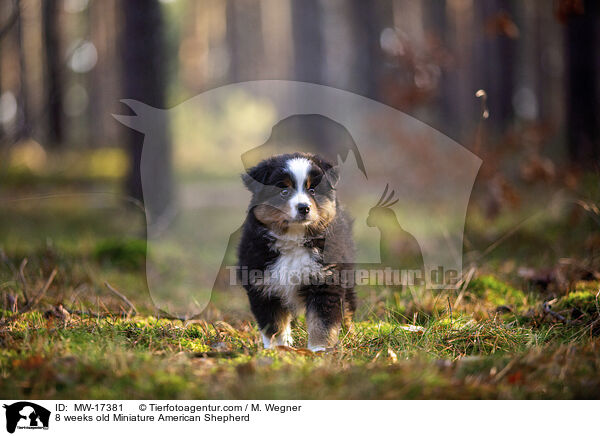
{"left": 238, "top": 152, "right": 356, "bottom": 351}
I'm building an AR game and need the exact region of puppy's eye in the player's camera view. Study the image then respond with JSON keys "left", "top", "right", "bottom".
{"left": 281, "top": 189, "right": 290, "bottom": 197}
{"left": 308, "top": 188, "right": 316, "bottom": 196}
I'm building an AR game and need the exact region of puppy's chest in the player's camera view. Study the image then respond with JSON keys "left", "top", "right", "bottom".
{"left": 260, "top": 237, "right": 321, "bottom": 309}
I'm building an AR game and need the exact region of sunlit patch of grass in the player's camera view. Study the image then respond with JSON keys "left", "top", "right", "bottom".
{"left": 556, "top": 290, "right": 598, "bottom": 312}
{"left": 466, "top": 275, "right": 527, "bottom": 310}
{"left": 1, "top": 311, "right": 598, "bottom": 399}
{"left": 554, "top": 283, "right": 600, "bottom": 320}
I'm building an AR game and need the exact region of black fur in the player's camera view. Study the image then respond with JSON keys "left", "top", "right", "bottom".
{"left": 238, "top": 153, "right": 356, "bottom": 349}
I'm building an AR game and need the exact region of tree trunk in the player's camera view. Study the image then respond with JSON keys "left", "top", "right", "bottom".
{"left": 42, "top": 0, "right": 63, "bottom": 146}
{"left": 347, "top": 0, "right": 382, "bottom": 100}
{"left": 565, "top": 0, "right": 599, "bottom": 167}
{"left": 426, "top": 0, "right": 455, "bottom": 137}
{"left": 474, "top": 0, "right": 517, "bottom": 137}
{"left": 291, "top": 0, "right": 323, "bottom": 84}
{"left": 120, "top": 0, "right": 172, "bottom": 221}
{"left": 226, "top": 0, "right": 264, "bottom": 83}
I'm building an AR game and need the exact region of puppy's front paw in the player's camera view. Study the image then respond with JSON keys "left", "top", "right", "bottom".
{"left": 274, "top": 335, "right": 294, "bottom": 347}
{"left": 262, "top": 332, "right": 294, "bottom": 349}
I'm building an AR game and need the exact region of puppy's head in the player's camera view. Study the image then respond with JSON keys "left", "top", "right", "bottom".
{"left": 242, "top": 153, "right": 338, "bottom": 235}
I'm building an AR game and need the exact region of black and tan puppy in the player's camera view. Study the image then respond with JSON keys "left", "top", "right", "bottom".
{"left": 238, "top": 152, "right": 356, "bottom": 351}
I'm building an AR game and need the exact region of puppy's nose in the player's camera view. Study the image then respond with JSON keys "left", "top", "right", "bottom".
{"left": 297, "top": 203, "right": 310, "bottom": 216}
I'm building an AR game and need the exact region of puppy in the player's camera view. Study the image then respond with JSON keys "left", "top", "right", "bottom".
{"left": 238, "top": 152, "right": 356, "bottom": 351}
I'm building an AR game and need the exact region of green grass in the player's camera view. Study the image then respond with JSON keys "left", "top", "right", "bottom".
{"left": 0, "top": 311, "right": 598, "bottom": 399}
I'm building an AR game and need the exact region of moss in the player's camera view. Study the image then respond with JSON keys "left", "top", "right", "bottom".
{"left": 93, "top": 238, "right": 146, "bottom": 270}
{"left": 555, "top": 289, "right": 599, "bottom": 314}
{"left": 179, "top": 338, "right": 211, "bottom": 353}
{"left": 467, "top": 275, "right": 527, "bottom": 309}
{"left": 574, "top": 280, "right": 600, "bottom": 293}
{"left": 0, "top": 311, "right": 598, "bottom": 399}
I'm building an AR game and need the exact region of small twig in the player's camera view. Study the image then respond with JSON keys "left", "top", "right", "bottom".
{"left": 104, "top": 282, "right": 137, "bottom": 316}
{"left": 448, "top": 295, "right": 453, "bottom": 325}
{"left": 0, "top": 248, "right": 18, "bottom": 277}
{"left": 0, "top": 268, "right": 57, "bottom": 323}
{"left": 36, "top": 268, "right": 57, "bottom": 302}
{"left": 542, "top": 301, "right": 569, "bottom": 324}
{"left": 454, "top": 266, "right": 475, "bottom": 307}
{"left": 21, "top": 269, "right": 57, "bottom": 312}
{"left": 18, "top": 258, "right": 29, "bottom": 305}
{"left": 473, "top": 89, "right": 489, "bottom": 156}
{"left": 587, "top": 316, "right": 600, "bottom": 335}
{"left": 98, "top": 298, "right": 112, "bottom": 315}
{"left": 69, "top": 283, "right": 87, "bottom": 306}
{"left": 476, "top": 89, "right": 489, "bottom": 120}
{"left": 7, "top": 294, "right": 17, "bottom": 312}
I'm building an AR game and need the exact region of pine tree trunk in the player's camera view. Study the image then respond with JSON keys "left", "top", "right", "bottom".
{"left": 565, "top": 0, "right": 599, "bottom": 167}
{"left": 42, "top": 0, "right": 63, "bottom": 146}
{"left": 120, "top": 0, "right": 172, "bottom": 220}
{"left": 291, "top": 0, "right": 323, "bottom": 84}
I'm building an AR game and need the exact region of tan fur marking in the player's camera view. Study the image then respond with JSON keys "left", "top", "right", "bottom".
{"left": 253, "top": 204, "right": 289, "bottom": 233}
{"left": 306, "top": 310, "right": 339, "bottom": 351}
{"left": 264, "top": 312, "right": 293, "bottom": 347}
{"left": 307, "top": 198, "right": 336, "bottom": 236}
{"left": 343, "top": 310, "right": 355, "bottom": 335}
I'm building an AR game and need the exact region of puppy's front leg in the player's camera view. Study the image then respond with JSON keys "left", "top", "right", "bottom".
{"left": 306, "top": 291, "right": 343, "bottom": 352}
{"left": 270, "top": 312, "right": 293, "bottom": 347}
{"left": 247, "top": 292, "right": 293, "bottom": 349}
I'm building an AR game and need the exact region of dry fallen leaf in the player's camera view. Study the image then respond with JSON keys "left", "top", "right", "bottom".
{"left": 274, "top": 345, "right": 317, "bottom": 355}
{"left": 44, "top": 304, "right": 70, "bottom": 321}
{"left": 12, "top": 355, "right": 44, "bottom": 370}
{"left": 214, "top": 320, "right": 238, "bottom": 336}
{"left": 274, "top": 345, "right": 297, "bottom": 353}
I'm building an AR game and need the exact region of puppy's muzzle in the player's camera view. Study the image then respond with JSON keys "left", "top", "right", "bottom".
{"left": 296, "top": 203, "right": 311, "bottom": 218}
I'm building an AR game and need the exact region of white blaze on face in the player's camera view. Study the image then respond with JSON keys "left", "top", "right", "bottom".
{"left": 286, "top": 157, "right": 312, "bottom": 219}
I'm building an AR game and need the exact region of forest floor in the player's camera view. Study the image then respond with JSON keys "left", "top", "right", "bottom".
{"left": 1, "top": 155, "right": 600, "bottom": 399}
{"left": 1, "top": 303, "right": 600, "bottom": 399}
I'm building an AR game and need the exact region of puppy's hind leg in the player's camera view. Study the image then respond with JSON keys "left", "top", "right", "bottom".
{"left": 342, "top": 287, "right": 357, "bottom": 335}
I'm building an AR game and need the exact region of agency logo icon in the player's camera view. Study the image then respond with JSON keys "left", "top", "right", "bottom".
{"left": 2, "top": 402, "right": 50, "bottom": 434}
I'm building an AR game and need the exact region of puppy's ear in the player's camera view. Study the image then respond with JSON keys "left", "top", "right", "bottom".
{"left": 242, "top": 160, "right": 271, "bottom": 192}
{"left": 316, "top": 157, "right": 340, "bottom": 188}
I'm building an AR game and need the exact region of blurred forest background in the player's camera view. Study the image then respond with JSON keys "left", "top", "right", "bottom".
{"left": 0, "top": 0, "right": 599, "bottom": 312}
{"left": 0, "top": 0, "right": 598, "bottom": 194}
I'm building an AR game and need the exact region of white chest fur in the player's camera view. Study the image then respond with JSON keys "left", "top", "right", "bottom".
{"left": 260, "top": 231, "right": 321, "bottom": 312}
